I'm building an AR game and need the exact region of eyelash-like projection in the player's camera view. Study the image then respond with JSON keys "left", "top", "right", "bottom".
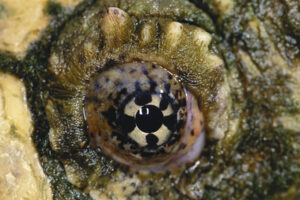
{"left": 45, "top": 3, "right": 230, "bottom": 191}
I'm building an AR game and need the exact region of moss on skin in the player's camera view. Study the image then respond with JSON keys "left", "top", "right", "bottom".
{"left": 45, "top": 0, "right": 64, "bottom": 16}
{"left": 0, "top": 0, "right": 299, "bottom": 200}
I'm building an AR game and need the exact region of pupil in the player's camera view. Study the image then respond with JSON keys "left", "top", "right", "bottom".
{"left": 136, "top": 105, "right": 163, "bottom": 133}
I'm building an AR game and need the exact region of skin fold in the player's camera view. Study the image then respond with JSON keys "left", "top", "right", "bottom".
{"left": 0, "top": 0, "right": 299, "bottom": 199}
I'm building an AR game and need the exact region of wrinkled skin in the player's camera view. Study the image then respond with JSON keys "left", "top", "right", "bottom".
{"left": 0, "top": 0, "right": 299, "bottom": 199}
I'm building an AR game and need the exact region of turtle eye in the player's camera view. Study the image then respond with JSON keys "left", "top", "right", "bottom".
{"left": 84, "top": 62, "right": 205, "bottom": 172}
{"left": 46, "top": 5, "right": 225, "bottom": 176}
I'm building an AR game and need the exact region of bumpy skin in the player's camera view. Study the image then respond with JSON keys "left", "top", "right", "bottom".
{"left": 0, "top": 0, "right": 299, "bottom": 199}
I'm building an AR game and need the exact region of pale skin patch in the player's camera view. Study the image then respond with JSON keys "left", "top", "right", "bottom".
{"left": 247, "top": 17, "right": 300, "bottom": 131}
{"left": 139, "top": 23, "right": 155, "bottom": 46}
{"left": 193, "top": 28, "right": 212, "bottom": 47}
{"left": 0, "top": 0, "right": 49, "bottom": 57}
{"left": 237, "top": 49, "right": 261, "bottom": 77}
{"left": 88, "top": 171, "right": 141, "bottom": 200}
{"left": 56, "top": 0, "right": 82, "bottom": 7}
{"left": 164, "top": 22, "right": 184, "bottom": 48}
{"left": 0, "top": 74, "right": 52, "bottom": 200}
{"left": 211, "top": 0, "right": 234, "bottom": 16}
{"left": 0, "top": 0, "right": 83, "bottom": 57}
{"left": 101, "top": 7, "right": 133, "bottom": 48}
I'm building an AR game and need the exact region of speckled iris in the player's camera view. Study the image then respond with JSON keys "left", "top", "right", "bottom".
{"left": 84, "top": 62, "right": 187, "bottom": 162}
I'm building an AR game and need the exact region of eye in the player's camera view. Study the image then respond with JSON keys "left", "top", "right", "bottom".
{"left": 84, "top": 62, "right": 204, "bottom": 171}
{"left": 46, "top": 4, "right": 226, "bottom": 194}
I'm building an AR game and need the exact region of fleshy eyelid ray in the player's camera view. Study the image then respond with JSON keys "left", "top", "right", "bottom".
{"left": 99, "top": 6, "right": 225, "bottom": 138}
{"left": 100, "top": 6, "right": 223, "bottom": 82}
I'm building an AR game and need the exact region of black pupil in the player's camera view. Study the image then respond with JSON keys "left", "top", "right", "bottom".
{"left": 136, "top": 105, "right": 163, "bottom": 133}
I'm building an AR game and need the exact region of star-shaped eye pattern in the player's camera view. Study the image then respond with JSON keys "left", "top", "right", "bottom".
{"left": 85, "top": 62, "right": 205, "bottom": 170}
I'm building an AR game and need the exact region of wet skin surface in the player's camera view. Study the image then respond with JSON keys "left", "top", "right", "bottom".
{"left": 0, "top": 0, "right": 299, "bottom": 199}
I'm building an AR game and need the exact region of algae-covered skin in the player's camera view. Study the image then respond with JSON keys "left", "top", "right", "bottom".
{"left": 0, "top": 0, "right": 299, "bottom": 199}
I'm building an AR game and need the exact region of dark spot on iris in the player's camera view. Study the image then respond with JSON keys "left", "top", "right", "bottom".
{"left": 112, "top": 131, "right": 123, "bottom": 141}
{"left": 179, "top": 143, "right": 187, "bottom": 150}
{"left": 158, "top": 148, "right": 166, "bottom": 154}
{"left": 135, "top": 81, "right": 141, "bottom": 90}
{"left": 152, "top": 64, "right": 156, "bottom": 69}
{"left": 130, "top": 69, "right": 136, "bottom": 74}
{"left": 119, "top": 114, "right": 135, "bottom": 133}
{"left": 136, "top": 105, "right": 163, "bottom": 133}
{"left": 130, "top": 143, "right": 138, "bottom": 150}
{"left": 131, "top": 182, "right": 136, "bottom": 187}
{"left": 177, "top": 120, "right": 184, "bottom": 130}
{"left": 146, "top": 134, "right": 159, "bottom": 147}
{"left": 143, "top": 69, "right": 149, "bottom": 75}
{"left": 200, "top": 120, "right": 203, "bottom": 126}
{"left": 135, "top": 91, "right": 152, "bottom": 106}
{"left": 159, "top": 94, "right": 170, "bottom": 110}
{"left": 167, "top": 134, "right": 181, "bottom": 146}
{"left": 114, "top": 88, "right": 127, "bottom": 104}
{"left": 164, "top": 83, "right": 170, "bottom": 93}
{"left": 179, "top": 99, "right": 186, "bottom": 107}
{"left": 141, "top": 151, "right": 155, "bottom": 158}
{"left": 119, "top": 143, "right": 125, "bottom": 150}
{"left": 173, "top": 103, "right": 180, "bottom": 112}
{"left": 148, "top": 79, "right": 157, "bottom": 92}
{"left": 163, "top": 114, "right": 177, "bottom": 131}
{"left": 114, "top": 9, "right": 119, "bottom": 15}
{"left": 191, "top": 130, "right": 194, "bottom": 136}
{"left": 120, "top": 88, "right": 128, "bottom": 94}
{"left": 175, "top": 90, "right": 179, "bottom": 98}
{"left": 102, "top": 106, "right": 117, "bottom": 126}
{"left": 168, "top": 74, "right": 172, "bottom": 80}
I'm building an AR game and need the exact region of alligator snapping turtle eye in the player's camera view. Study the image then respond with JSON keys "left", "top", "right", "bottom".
{"left": 84, "top": 62, "right": 204, "bottom": 171}
{"left": 46, "top": 4, "right": 226, "bottom": 185}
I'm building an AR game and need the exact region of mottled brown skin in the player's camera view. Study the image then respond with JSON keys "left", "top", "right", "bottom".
{"left": 0, "top": 0, "right": 299, "bottom": 199}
